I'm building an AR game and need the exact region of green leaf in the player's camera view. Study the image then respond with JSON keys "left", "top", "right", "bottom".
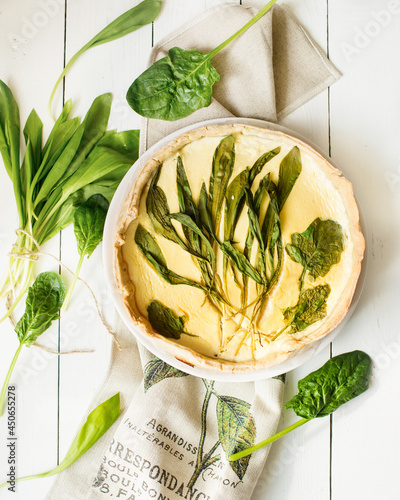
{"left": 285, "top": 218, "right": 345, "bottom": 290}
{"left": 146, "top": 166, "right": 182, "bottom": 244}
{"left": 73, "top": 194, "right": 109, "bottom": 258}
{"left": 0, "top": 80, "right": 20, "bottom": 179}
{"left": 209, "top": 136, "right": 235, "bottom": 233}
{"left": 284, "top": 351, "right": 372, "bottom": 419}
{"left": 14, "top": 272, "right": 66, "bottom": 346}
{"left": 35, "top": 93, "right": 112, "bottom": 206}
{"left": 198, "top": 182, "right": 213, "bottom": 235}
{"left": 127, "top": 47, "right": 220, "bottom": 121}
{"left": 229, "top": 351, "right": 371, "bottom": 463}
{"left": 224, "top": 169, "right": 249, "bottom": 242}
{"left": 281, "top": 284, "right": 331, "bottom": 336}
{"left": 147, "top": 300, "right": 195, "bottom": 340}
{"left": 144, "top": 358, "right": 188, "bottom": 392}
{"left": 126, "top": 0, "right": 278, "bottom": 121}
{"left": 249, "top": 147, "right": 281, "bottom": 184}
{"left": 22, "top": 109, "right": 43, "bottom": 174}
{"left": 216, "top": 395, "right": 256, "bottom": 480}
{"left": 277, "top": 146, "right": 302, "bottom": 211}
{"left": 0, "top": 393, "right": 121, "bottom": 487}
{"left": 134, "top": 224, "right": 167, "bottom": 268}
{"left": 49, "top": 0, "right": 162, "bottom": 117}
{"left": 135, "top": 225, "right": 211, "bottom": 295}
{"left": 0, "top": 80, "right": 23, "bottom": 225}
{"left": 219, "top": 241, "right": 264, "bottom": 285}
{"left": 169, "top": 212, "right": 215, "bottom": 265}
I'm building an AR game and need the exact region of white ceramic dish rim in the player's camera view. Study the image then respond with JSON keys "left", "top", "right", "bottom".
{"left": 103, "top": 117, "right": 367, "bottom": 382}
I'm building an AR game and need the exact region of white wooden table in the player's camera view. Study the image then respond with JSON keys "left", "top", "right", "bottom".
{"left": 0, "top": 1, "right": 398, "bottom": 498}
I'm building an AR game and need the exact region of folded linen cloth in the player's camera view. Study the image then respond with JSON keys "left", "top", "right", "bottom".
{"left": 47, "top": 4, "right": 340, "bottom": 499}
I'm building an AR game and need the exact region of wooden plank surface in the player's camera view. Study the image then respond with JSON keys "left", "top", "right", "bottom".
{"left": 0, "top": 0, "right": 398, "bottom": 499}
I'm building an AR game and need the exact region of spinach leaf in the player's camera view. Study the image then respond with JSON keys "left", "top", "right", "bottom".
{"left": 15, "top": 272, "right": 66, "bottom": 346}
{"left": 147, "top": 300, "right": 195, "bottom": 339}
{"left": 285, "top": 351, "right": 372, "bottom": 419}
{"left": 73, "top": 194, "right": 109, "bottom": 259}
{"left": 62, "top": 194, "right": 109, "bottom": 311}
{"left": 127, "top": 47, "right": 220, "bottom": 121}
{"left": 229, "top": 351, "right": 371, "bottom": 462}
{"left": 278, "top": 284, "right": 331, "bottom": 337}
{"left": 0, "top": 272, "right": 65, "bottom": 416}
{"left": 285, "top": 217, "right": 345, "bottom": 290}
{"left": 49, "top": 0, "right": 162, "bottom": 118}
{"left": 127, "top": 0, "right": 279, "bottom": 121}
{"left": 0, "top": 393, "right": 120, "bottom": 487}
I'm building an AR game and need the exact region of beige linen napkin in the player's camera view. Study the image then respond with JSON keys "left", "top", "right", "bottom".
{"left": 47, "top": 4, "right": 340, "bottom": 500}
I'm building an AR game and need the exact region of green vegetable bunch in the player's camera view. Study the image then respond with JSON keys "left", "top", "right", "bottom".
{"left": 0, "top": 82, "right": 139, "bottom": 322}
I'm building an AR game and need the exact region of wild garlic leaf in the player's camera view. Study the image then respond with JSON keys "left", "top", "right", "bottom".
{"left": 198, "top": 182, "right": 213, "bottom": 235}
{"left": 127, "top": 47, "right": 220, "bottom": 121}
{"left": 176, "top": 156, "right": 198, "bottom": 222}
{"left": 135, "top": 225, "right": 207, "bottom": 292}
{"left": 0, "top": 80, "right": 20, "bottom": 180}
{"left": 224, "top": 169, "right": 249, "bottom": 242}
{"left": 146, "top": 165, "right": 182, "bottom": 244}
{"left": 220, "top": 241, "right": 264, "bottom": 285}
{"left": 135, "top": 224, "right": 167, "bottom": 268}
{"left": 49, "top": 0, "right": 162, "bottom": 118}
{"left": 284, "top": 351, "right": 371, "bottom": 419}
{"left": 15, "top": 272, "right": 66, "bottom": 346}
{"left": 277, "top": 146, "right": 302, "bottom": 211}
{"left": 147, "top": 300, "right": 195, "bottom": 340}
{"left": 285, "top": 218, "right": 345, "bottom": 290}
{"left": 249, "top": 147, "right": 281, "bottom": 184}
{"left": 169, "top": 213, "right": 215, "bottom": 266}
{"left": 282, "top": 284, "right": 331, "bottom": 335}
{"left": 209, "top": 136, "right": 235, "bottom": 233}
{"left": 73, "top": 194, "right": 109, "bottom": 258}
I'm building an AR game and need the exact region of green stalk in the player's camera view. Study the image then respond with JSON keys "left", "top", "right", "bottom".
{"left": 61, "top": 254, "right": 85, "bottom": 312}
{"left": 208, "top": 0, "right": 278, "bottom": 59}
{"left": 0, "top": 260, "right": 34, "bottom": 324}
{"left": 229, "top": 418, "right": 311, "bottom": 462}
{"left": 48, "top": 53, "right": 83, "bottom": 121}
{"left": 0, "top": 344, "right": 23, "bottom": 416}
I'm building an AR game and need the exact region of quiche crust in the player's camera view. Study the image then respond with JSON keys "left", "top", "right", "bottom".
{"left": 113, "top": 124, "right": 364, "bottom": 373}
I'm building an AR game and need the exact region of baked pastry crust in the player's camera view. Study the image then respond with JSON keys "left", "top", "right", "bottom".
{"left": 113, "top": 124, "right": 364, "bottom": 373}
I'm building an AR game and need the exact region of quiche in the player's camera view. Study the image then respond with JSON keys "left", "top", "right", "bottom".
{"left": 114, "top": 124, "right": 364, "bottom": 373}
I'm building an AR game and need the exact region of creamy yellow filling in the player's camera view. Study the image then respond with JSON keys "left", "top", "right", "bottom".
{"left": 122, "top": 132, "right": 354, "bottom": 363}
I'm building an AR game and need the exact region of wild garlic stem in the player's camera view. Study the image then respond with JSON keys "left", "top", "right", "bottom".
{"left": 48, "top": 46, "right": 88, "bottom": 121}
{"left": 208, "top": 0, "right": 279, "bottom": 59}
{"left": 229, "top": 418, "right": 311, "bottom": 462}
